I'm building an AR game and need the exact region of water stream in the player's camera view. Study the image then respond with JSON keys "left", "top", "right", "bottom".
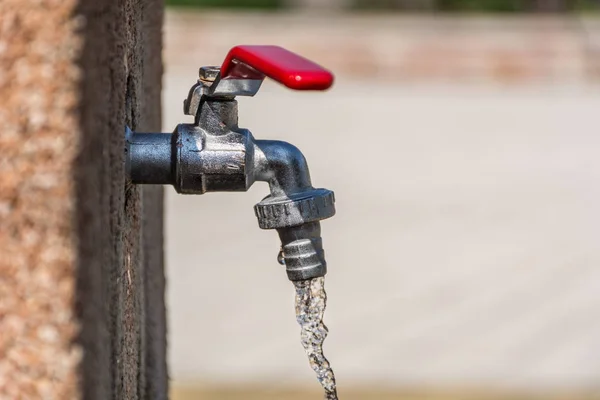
{"left": 293, "top": 277, "right": 338, "bottom": 399}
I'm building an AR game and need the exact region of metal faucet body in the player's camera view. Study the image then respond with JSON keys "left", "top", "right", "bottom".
{"left": 126, "top": 46, "right": 336, "bottom": 280}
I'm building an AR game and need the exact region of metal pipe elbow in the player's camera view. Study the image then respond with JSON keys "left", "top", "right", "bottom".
{"left": 251, "top": 139, "right": 313, "bottom": 197}
{"left": 250, "top": 139, "right": 335, "bottom": 281}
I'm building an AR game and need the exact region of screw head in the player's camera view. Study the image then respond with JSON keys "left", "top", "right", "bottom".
{"left": 199, "top": 66, "right": 220, "bottom": 82}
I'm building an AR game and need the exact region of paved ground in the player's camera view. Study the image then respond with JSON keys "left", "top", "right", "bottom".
{"left": 164, "top": 11, "right": 600, "bottom": 394}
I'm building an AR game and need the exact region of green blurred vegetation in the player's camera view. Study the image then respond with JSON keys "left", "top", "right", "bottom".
{"left": 165, "top": 0, "right": 599, "bottom": 11}
{"left": 437, "top": 0, "right": 527, "bottom": 11}
{"left": 437, "top": 0, "right": 598, "bottom": 11}
{"left": 165, "top": 0, "right": 282, "bottom": 9}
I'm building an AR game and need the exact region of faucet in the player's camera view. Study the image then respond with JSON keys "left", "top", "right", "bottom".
{"left": 125, "top": 45, "right": 336, "bottom": 281}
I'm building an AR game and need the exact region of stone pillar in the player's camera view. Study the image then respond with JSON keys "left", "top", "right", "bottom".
{"left": 0, "top": 0, "right": 166, "bottom": 398}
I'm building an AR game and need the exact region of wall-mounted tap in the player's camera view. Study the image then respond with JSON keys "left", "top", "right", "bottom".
{"left": 125, "top": 45, "right": 336, "bottom": 281}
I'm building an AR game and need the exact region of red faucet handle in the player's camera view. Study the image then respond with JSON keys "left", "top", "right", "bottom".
{"left": 220, "top": 45, "right": 334, "bottom": 91}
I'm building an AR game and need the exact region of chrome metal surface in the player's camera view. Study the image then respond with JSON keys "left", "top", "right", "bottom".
{"left": 184, "top": 72, "right": 262, "bottom": 118}
{"left": 126, "top": 71, "right": 335, "bottom": 280}
{"left": 254, "top": 189, "right": 335, "bottom": 230}
{"left": 278, "top": 222, "right": 327, "bottom": 281}
{"left": 183, "top": 81, "right": 210, "bottom": 117}
{"left": 208, "top": 75, "right": 263, "bottom": 97}
{"left": 199, "top": 65, "right": 220, "bottom": 82}
{"left": 126, "top": 128, "right": 173, "bottom": 185}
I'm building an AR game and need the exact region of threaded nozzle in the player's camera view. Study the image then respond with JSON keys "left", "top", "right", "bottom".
{"left": 277, "top": 222, "right": 327, "bottom": 281}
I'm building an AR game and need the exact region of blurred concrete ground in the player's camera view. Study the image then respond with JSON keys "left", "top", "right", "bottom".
{"left": 164, "top": 10, "right": 600, "bottom": 397}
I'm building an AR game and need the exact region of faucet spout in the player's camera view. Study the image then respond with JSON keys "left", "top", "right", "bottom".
{"left": 277, "top": 221, "right": 326, "bottom": 281}
{"left": 252, "top": 140, "right": 312, "bottom": 197}
{"left": 126, "top": 43, "right": 337, "bottom": 281}
{"left": 250, "top": 139, "right": 335, "bottom": 281}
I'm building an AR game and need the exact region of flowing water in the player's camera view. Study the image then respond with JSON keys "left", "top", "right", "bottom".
{"left": 293, "top": 277, "right": 338, "bottom": 400}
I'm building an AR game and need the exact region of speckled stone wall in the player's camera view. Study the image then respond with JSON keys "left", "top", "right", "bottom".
{"left": 0, "top": 0, "right": 166, "bottom": 398}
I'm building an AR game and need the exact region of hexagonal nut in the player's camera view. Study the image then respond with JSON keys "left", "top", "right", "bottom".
{"left": 254, "top": 188, "right": 336, "bottom": 229}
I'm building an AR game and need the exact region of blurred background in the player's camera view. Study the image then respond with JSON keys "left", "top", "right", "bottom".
{"left": 164, "top": 1, "right": 600, "bottom": 399}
